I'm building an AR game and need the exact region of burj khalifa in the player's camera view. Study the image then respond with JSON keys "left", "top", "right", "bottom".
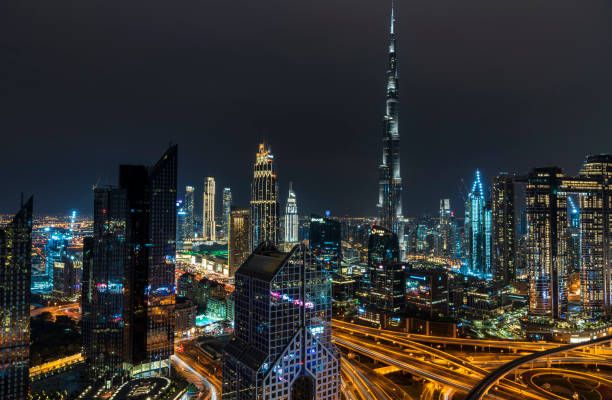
{"left": 377, "top": 0, "right": 402, "bottom": 235}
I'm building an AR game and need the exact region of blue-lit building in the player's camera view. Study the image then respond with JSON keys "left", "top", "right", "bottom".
{"left": 32, "top": 227, "right": 73, "bottom": 293}
{"left": 464, "top": 170, "right": 491, "bottom": 278}
{"left": 309, "top": 213, "right": 342, "bottom": 272}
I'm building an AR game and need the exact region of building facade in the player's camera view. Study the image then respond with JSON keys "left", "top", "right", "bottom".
{"left": 228, "top": 207, "right": 251, "bottom": 277}
{"left": 309, "top": 214, "right": 342, "bottom": 272}
{"left": 283, "top": 182, "right": 299, "bottom": 243}
{"left": 377, "top": 0, "right": 403, "bottom": 237}
{"left": 365, "top": 225, "right": 404, "bottom": 321}
{"left": 0, "top": 197, "right": 32, "bottom": 400}
{"left": 203, "top": 177, "right": 216, "bottom": 240}
{"left": 222, "top": 243, "right": 340, "bottom": 399}
{"left": 250, "top": 143, "right": 280, "bottom": 249}
{"left": 465, "top": 170, "right": 490, "bottom": 278}
{"left": 83, "top": 146, "right": 177, "bottom": 381}
{"left": 491, "top": 173, "right": 516, "bottom": 285}
{"left": 223, "top": 188, "right": 233, "bottom": 240}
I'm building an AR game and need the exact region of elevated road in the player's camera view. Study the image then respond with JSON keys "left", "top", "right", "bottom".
{"left": 30, "top": 352, "right": 83, "bottom": 378}
{"left": 466, "top": 334, "right": 612, "bottom": 400}
{"left": 333, "top": 320, "right": 559, "bottom": 351}
{"left": 334, "top": 331, "right": 550, "bottom": 400}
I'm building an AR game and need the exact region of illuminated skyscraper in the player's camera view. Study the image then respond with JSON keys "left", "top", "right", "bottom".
{"left": 184, "top": 185, "right": 195, "bottom": 239}
{"left": 366, "top": 225, "right": 404, "bottom": 321}
{"left": 203, "top": 177, "right": 216, "bottom": 240}
{"left": 222, "top": 243, "right": 340, "bottom": 399}
{"left": 0, "top": 197, "right": 32, "bottom": 400}
{"left": 228, "top": 207, "right": 251, "bottom": 277}
{"left": 524, "top": 167, "right": 568, "bottom": 320}
{"left": 310, "top": 213, "right": 342, "bottom": 272}
{"left": 83, "top": 146, "right": 177, "bottom": 380}
{"left": 250, "top": 143, "right": 280, "bottom": 248}
{"left": 438, "top": 199, "right": 457, "bottom": 258}
{"left": 575, "top": 154, "right": 612, "bottom": 317}
{"left": 176, "top": 200, "right": 187, "bottom": 250}
{"left": 491, "top": 173, "right": 516, "bottom": 285}
{"left": 377, "top": 0, "right": 402, "bottom": 235}
{"left": 223, "top": 188, "right": 232, "bottom": 239}
{"left": 283, "top": 182, "right": 299, "bottom": 243}
{"left": 465, "top": 170, "right": 488, "bottom": 277}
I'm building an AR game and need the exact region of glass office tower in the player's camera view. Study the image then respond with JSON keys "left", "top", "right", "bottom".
{"left": 250, "top": 143, "right": 280, "bottom": 248}
{"left": 223, "top": 188, "right": 233, "bottom": 239}
{"left": 0, "top": 197, "right": 32, "bottom": 400}
{"left": 309, "top": 214, "right": 342, "bottom": 272}
{"left": 228, "top": 207, "right": 251, "bottom": 277}
{"left": 283, "top": 182, "right": 299, "bottom": 243}
{"left": 203, "top": 177, "right": 216, "bottom": 240}
{"left": 491, "top": 173, "right": 516, "bottom": 285}
{"left": 222, "top": 243, "right": 340, "bottom": 399}
{"left": 83, "top": 146, "right": 177, "bottom": 381}
{"left": 465, "top": 170, "right": 487, "bottom": 277}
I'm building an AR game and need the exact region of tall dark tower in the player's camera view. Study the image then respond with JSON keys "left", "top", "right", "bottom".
{"left": 0, "top": 197, "right": 32, "bottom": 400}
{"left": 377, "top": 0, "right": 402, "bottom": 234}
{"left": 83, "top": 146, "right": 177, "bottom": 381}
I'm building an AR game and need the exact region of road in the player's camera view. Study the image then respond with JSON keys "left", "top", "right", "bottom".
{"left": 29, "top": 352, "right": 83, "bottom": 378}
{"left": 333, "top": 329, "right": 551, "bottom": 400}
{"left": 172, "top": 354, "right": 218, "bottom": 400}
{"left": 31, "top": 304, "right": 81, "bottom": 320}
{"left": 465, "top": 334, "right": 612, "bottom": 400}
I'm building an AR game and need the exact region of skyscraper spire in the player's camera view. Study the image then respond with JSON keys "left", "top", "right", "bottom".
{"left": 377, "top": 0, "right": 402, "bottom": 235}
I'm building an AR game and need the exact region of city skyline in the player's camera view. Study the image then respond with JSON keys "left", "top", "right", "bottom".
{"left": 7, "top": 1, "right": 612, "bottom": 399}
{"left": 3, "top": 1, "right": 611, "bottom": 216}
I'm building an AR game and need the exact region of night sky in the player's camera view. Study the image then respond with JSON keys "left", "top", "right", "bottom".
{"left": 2, "top": 0, "right": 611, "bottom": 217}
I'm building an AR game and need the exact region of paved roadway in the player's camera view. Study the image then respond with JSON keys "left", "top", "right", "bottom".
{"left": 172, "top": 354, "right": 218, "bottom": 400}
{"left": 29, "top": 352, "right": 83, "bottom": 378}
{"left": 465, "top": 334, "right": 612, "bottom": 400}
{"left": 31, "top": 304, "right": 80, "bottom": 320}
{"left": 333, "top": 330, "right": 550, "bottom": 400}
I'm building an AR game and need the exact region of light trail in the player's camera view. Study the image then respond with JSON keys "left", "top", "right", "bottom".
{"left": 333, "top": 319, "right": 559, "bottom": 351}
{"left": 172, "top": 354, "right": 218, "bottom": 400}
{"left": 342, "top": 359, "right": 392, "bottom": 400}
{"left": 465, "top": 334, "right": 612, "bottom": 400}
{"left": 29, "top": 352, "right": 83, "bottom": 378}
{"left": 334, "top": 332, "right": 549, "bottom": 400}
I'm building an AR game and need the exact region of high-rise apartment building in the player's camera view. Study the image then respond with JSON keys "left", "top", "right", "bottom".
{"left": 491, "top": 173, "right": 516, "bottom": 285}
{"left": 44, "top": 227, "right": 72, "bottom": 291}
{"left": 83, "top": 146, "right": 177, "bottom": 381}
{"left": 184, "top": 186, "right": 195, "bottom": 240}
{"left": 228, "top": 207, "right": 251, "bottom": 277}
{"left": 524, "top": 167, "right": 568, "bottom": 320}
{"left": 523, "top": 159, "right": 612, "bottom": 320}
{"left": 222, "top": 243, "right": 340, "bottom": 399}
{"left": 575, "top": 155, "right": 612, "bottom": 317}
{"left": 377, "top": 0, "right": 403, "bottom": 236}
{"left": 250, "top": 143, "right": 280, "bottom": 248}
{"left": 438, "top": 199, "right": 457, "bottom": 258}
{"left": 53, "top": 257, "right": 75, "bottom": 298}
{"left": 203, "top": 177, "right": 216, "bottom": 240}
{"left": 223, "top": 188, "right": 232, "bottom": 239}
{"left": 465, "top": 170, "right": 489, "bottom": 277}
{"left": 309, "top": 214, "right": 342, "bottom": 271}
{"left": 366, "top": 225, "right": 404, "bottom": 320}
{"left": 177, "top": 200, "right": 187, "bottom": 250}
{"left": 0, "top": 197, "right": 32, "bottom": 400}
{"left": 283, "top": 182, "right": 299, "bottom": 243}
